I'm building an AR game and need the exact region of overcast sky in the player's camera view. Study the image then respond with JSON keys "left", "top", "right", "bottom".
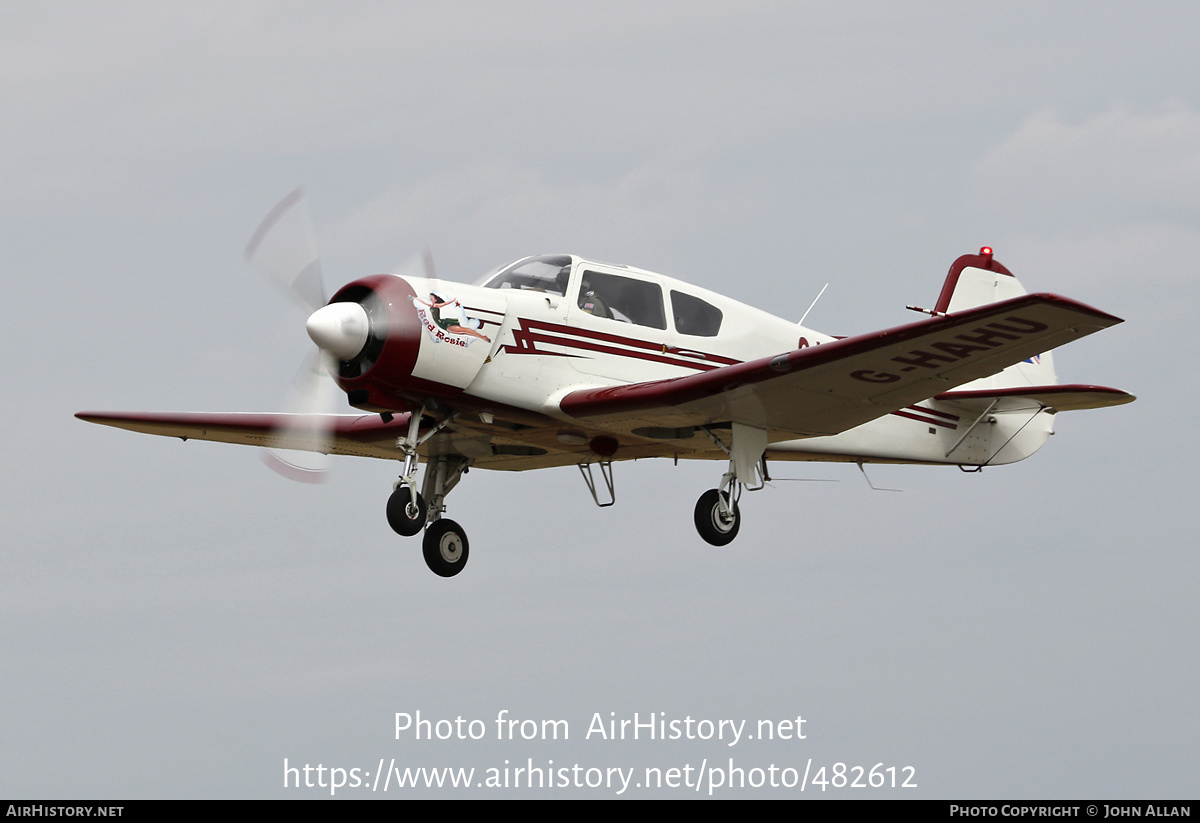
{"left": 3, "top": 1, "right": 1195, "bottom": 798}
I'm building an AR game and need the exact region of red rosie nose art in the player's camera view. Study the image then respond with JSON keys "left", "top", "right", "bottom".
{"left": 326, "top": 274, "right": 501, "bottom": 412}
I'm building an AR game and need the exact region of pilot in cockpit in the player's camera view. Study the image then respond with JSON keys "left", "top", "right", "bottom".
{"left": 577, "top": 273, "right": 611, "bottom": 319}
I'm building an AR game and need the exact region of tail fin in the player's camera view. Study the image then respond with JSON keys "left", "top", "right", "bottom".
{"left": 936, "top": 248, "right": 1058, "bottom": 391}
{"left": 926, "top": 248, "right": 1132, "bottom": 466}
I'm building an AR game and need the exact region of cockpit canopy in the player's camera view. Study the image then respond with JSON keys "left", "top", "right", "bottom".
{"left": 482, "top": 254, "right": 723, "bottom": 337}
{"left": 481, "top": 255, "right": 572, "bottom": 296}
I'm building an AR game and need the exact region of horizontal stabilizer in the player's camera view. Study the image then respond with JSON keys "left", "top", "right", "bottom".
{"left": 937, "top": 384, "right": 1136, "bottom": 412}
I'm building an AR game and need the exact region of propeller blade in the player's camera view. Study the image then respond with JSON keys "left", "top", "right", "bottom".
{"left": 245, "top": 187, "right": 327, "bottom": 311}
{"left": 392, "top": 247, "right": 438, "bottom": 281}
{"left": 261, "top": 350, "right": 339, "bottom": 483}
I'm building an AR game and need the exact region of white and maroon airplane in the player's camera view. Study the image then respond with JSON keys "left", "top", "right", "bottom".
{"left": 78, "top": 195, "right": 1134, "bottom": 578}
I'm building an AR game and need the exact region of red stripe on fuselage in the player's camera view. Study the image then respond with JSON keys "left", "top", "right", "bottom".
{"left": 500, "top": 317, "right": 740, "bottom": 372}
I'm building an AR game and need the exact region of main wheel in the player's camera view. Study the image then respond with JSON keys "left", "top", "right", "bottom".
{"left": 423, "top": 519, "right": 469, "bottom": 577}
{"left": 694, "top": 489, "right": 740, "bottom": 546}
{"left": 387, "top": 487, "right": 427, "bottom": 536}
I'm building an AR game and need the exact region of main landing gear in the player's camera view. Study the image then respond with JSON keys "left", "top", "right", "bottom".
{"left": 422, "top": 518, "right": 469, "bottom": 578}
{"left": 694, "top": 488, "right": 740, "bottom": 546}
{"left": 386, "top": 410, "right": 472, "bottom": 577}
{"left": 386, "top": 487, "right": 426, "bottom": 536}
{"left": 693, "top": 422, "right": 766, "bottom": 547}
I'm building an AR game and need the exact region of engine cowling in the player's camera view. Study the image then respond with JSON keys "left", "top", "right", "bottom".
{"left": 319, "top": 274, "right": 503, "bottom": 413}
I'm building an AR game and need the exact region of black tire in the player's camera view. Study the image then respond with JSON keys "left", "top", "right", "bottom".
{"left": 694, "top": 489, "right": 740, "bottom": 546}
{"left": 423, "top": 519, "right": 469, "bottom": 577}
{"left": 387, "top": 487, "right": 427, "bottom": 536}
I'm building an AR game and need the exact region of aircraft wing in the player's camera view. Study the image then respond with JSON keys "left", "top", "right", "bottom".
{"left": 76, "top": 409, "right": 676, "bottom": 473}
{"left": 75, "top": 411, "right": 416, "bottom": 460}
{"left": 558, "top": 293, "right": 1125, "bottom": 440}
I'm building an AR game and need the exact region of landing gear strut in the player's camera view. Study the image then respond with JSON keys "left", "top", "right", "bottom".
{"left": 694, "top": 422, "right": 766, "bottom": 546}
{"left": 417, "top": 454, "right": 471, "bottom": 577}
{"left": 388, "top": 409, "right": 428, "bottom": 536}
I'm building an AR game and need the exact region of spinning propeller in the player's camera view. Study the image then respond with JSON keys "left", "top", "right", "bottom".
{"left": 243, "top": 189, "right": 433, "bottom": 482}
{"left": 243, "top": 189, "right": 345, "bottom": 482}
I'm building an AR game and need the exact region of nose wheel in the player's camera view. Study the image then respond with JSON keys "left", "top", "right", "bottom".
{"left": 423, "top": 519, "right": 469, "bottom": 577}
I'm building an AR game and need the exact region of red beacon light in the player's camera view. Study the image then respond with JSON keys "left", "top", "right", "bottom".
{"left": 979, "top": 246, "right": 994, "bottom": 261}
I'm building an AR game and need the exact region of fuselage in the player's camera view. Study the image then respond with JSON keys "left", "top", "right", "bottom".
{"left": 321, "top": 254, "right": 1053, "bottom": 468}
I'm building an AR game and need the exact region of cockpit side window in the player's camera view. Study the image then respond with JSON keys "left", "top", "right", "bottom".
{"left": 483, "top": 255, "right": 572, "bottom": 296}
{"left": 577, "top": 270, "right": 666, "bottom": 330}
{"left": 670, "top": 290, "right": 723, "bottom": 337}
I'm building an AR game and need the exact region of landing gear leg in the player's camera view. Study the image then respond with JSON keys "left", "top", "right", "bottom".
{"left": 419, "top": 454, "right": 472, "bottom": 577}
{"left": 386, "top": 409, "right": 427, "bottom": 536}
{"left": 694, "top": 422, "right": 766, "bottom": 546}
{"left": 420, "top": 454, "right": 470, "bottom": 524}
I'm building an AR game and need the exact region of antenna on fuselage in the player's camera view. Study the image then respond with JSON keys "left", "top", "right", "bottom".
{"left": 798, "top": 283, "right": 829, "bottom": 326}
